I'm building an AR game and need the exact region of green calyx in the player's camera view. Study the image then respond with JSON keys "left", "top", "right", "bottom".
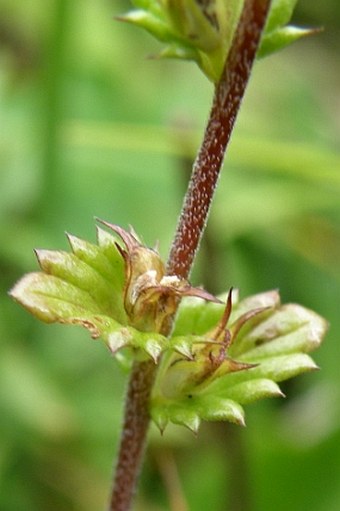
{"left": 118, "top": 0, "right": 318, "bottom": 82}
{"left": 10, "top": 222, "right": 327, "bottom": 432}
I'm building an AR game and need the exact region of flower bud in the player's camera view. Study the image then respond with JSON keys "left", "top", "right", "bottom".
{"left": 99, "top": 221, "right": 220, "bottom": 333}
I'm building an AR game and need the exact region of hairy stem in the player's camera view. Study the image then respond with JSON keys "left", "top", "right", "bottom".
{"left": 167, "top": 0, "right": 271, "bottom": 279}
{"left": 109, "top": 360, "right": 156, "bottom": 511}
{"left": 110, "top": 1, "right": 271, "bottom": 509}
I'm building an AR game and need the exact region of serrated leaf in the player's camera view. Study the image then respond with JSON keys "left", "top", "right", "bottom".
{"left": 10, "top": 272, "right": 103, "bottom": 323}
{"left": 152, "top": 290, "right": 327, "bottom": 433}
{"left": 67, "top": 233, "right": 124, "bottom": 295}
{"left": 9, "top": 227, "right": 177, "bottom": 360}
{"left": 11, "top": 224, "right": 221, "bottom": 362}
{"left": 35, "top": 249, "right": 125, "bottom": 321}
{"left": 9, "top": 269, "right": 167, "bottom": 359}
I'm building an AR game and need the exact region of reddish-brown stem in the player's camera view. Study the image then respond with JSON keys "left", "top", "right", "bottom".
{"left": 109, "top": 359, "right": 156, "bottom": 511}
{"left": 110, "top": 1, "right": 271, "bottom": 509}
{"left": 167, "top": 0, "right": 271, "bottom": 279}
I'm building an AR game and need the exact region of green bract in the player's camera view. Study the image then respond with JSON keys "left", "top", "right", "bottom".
{"left": 9, "top": 222, "right": 218, "bottom": 362}
{"left": 10, "top": 222, "right": 327, "bottom": 433}
{"left": 152, "top": 289, "right": 327, "bottom": 432}
{"left": 118, "top": 0, "right": 317, "bottom": 82}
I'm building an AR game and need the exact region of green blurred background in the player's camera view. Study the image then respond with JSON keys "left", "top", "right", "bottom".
{"left": 1, "top": 1, "right": 340, "bottom": 510}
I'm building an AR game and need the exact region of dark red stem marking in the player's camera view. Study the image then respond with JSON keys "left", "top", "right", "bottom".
{"left": 110, "top": 1, "right": 271, "bottom": 509}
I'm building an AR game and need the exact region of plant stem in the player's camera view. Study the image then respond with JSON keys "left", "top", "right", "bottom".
{"left": 109, "top": 1, "right": 271, "bottom": 509}
{"left": 109, "top": 359, "right": 156, "bottom": 511}
{"left": 167, "top": 0, "right": 271, "bottom": 280}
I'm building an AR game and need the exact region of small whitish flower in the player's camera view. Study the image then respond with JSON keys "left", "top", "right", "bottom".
{"left": 118, "top": 0, "right": 318, "bottom": 82}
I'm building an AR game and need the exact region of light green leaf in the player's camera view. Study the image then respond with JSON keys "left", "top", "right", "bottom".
{"left": 118, "top": 10, "right": 174, "bottom": 43}
{"left": 9, "top": 270, "right": 167, "bottom": 360}
{"left": 265, "top": 0, "right": 298, "bottom": 33}
{"left": 220, "top": 378, "right": 284, "bottom": 404}
{"left": 9, "top": 228, "right": 171, "bottom": 360}
{"left": 198, "top": 395, "right": 245, "bottom": 425}
{"left": 259, "top": 26, "right": 317, "bottom": 59}
{"left": 152, "top": 291, "right": 327, "bottom": 432}
{"left": 259, "top": 0, "right": 319, "bottom": 58}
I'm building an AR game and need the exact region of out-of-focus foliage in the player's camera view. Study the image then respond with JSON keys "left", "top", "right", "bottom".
{"left": 1, "top": 1, "right": 339, "bottom": 510}
{"left": 121, "top": 0, "right": 316, "bottom": 81}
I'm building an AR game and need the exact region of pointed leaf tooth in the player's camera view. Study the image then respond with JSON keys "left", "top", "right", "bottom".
{"left": 171, "top": 408, "right": 201, "bottom": 434}
{"left": 66, "top": 233, "right": 126, "bottom": 322}
{"left": 271, "top": 354, "right": 319, "bottom": 381}
{"left": 171, "top": 338, "right": 194, "bottom": 360}
{"left": 143, "top": 338, "right": 164, "bottom": 363}
{"left": 96, "top": 226, "right": 126, "bottom": 273}
{"left": 96, "top": 225, "right": 117, "bottom": 247}
{"left": 66, "top": 232, "right": 88, "bottom": 254}
{"left": 259, "top": 26, "right": 319, "bottom": 59}
{"left": 66, "top": 232, "right": 123, "bottom": 285}
{"left": 151, "top": 406, "right": 169, "bottom": 434}
{"left": 107, "top": 330, "right": 130, "bottom": 355}
{"left": 222, "top": 378, "right": 284, "bottom": 405}
{"left": 199, "top": 396, "right": 245, "bottom": 426}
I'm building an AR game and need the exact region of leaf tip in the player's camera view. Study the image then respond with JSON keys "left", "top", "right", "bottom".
{"left": 107, "top": 331, "right": 129, "bottom": 355}
{"left": 144, "top": 339, "right": 164, "bottom": 363}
